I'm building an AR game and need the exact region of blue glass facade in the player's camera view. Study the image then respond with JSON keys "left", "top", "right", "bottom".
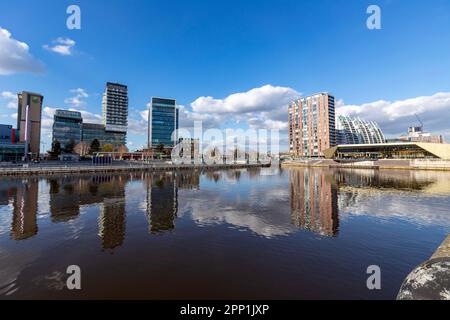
{"left": 52, "top": 110, "right": 83, "bottom": 148}
{"left": 150, "top": 98, "right": 179, "bottom": 147}
{"left": 82, "top": 123, "right": 126, "bottom": 147}
{"left": 0, "top": 124, "right": 24, "bottom": 161}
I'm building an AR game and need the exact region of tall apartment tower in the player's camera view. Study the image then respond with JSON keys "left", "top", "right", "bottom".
{"left": 148, "top": 97, "right": 179, "bottom": 149}
{"left": 288, "top": 93, "right": 336, "bottom": 158}
{"left": 17, "top": 91, "right": 44, "bottom": 158}
{"left": 102, "top": 82, "right": 128, "bottom": 143}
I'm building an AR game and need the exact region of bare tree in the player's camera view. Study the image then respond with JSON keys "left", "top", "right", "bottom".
{"left": 74, "top": 141, "right": 89, "bottom": 157}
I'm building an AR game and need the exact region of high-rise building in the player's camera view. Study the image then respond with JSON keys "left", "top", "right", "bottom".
{"left": 336, "top": 115, "right": 385, "bottom": 145}
{"left": 17, "top": 91, "right": 43, "bottom": 158}
{"left": 288, "top": 93, "right": 336, "bottom": 158}
{"left": 52, "top": 110, "right": 83, "bottom": 149}
{"left": 101, "top": 82, "right": 128, "bottom": 146}
{"left": 148, "top": 97, "right": 179, "bottom": 148}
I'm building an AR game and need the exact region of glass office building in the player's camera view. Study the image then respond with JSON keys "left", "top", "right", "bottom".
{"left": 0, "top": 124, "right": 25, "bottom": 161}
{"left": 82, "top": 123, "right": 126, "bottom": 148}
{"left": 148, "top": 97, "right": 179, "bottom": 148}
{"left": 52, "top": 110, "right": 83, "bottom": 148}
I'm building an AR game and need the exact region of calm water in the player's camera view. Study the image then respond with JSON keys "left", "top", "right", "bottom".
{"left": 0, "top": 167, "right": 449, "bottom": 299}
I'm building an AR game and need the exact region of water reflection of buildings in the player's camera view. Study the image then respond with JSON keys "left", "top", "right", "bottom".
{"left": 289, "top": 169, "right": 339, "bottom": 237}
{"left": 145, "top": 173, "right": 178, "bottom": 234}
{"left": 48, "top": 175, "right": 128, "bottom": 250}
{"left": 11, "top": 179, "right": 39, "bottom": 240}
{"left": 96, "top": 176, "right": 127, "bottom": 250}
{"left": 0, "top": 178, "right": 39, "bottom": 240}
{"left": 144, "top": 171, "right": 200, "bottom": 234}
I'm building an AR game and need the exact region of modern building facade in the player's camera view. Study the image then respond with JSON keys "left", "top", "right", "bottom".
{"left": 17, "top": 91, "right": 43, "bottom": 158}
{"left": 0, "top": 124, "right": 24, "bottom": 161}
{"left": 82, "top": 123, "right": 125, "bottom": 148}
{"left": 336, "top": 115, "right": 385, "bottom": 145}
{"left": 101, "top": 82, "right": 128, "bottom": 146}
{"left": 102, "top": 82, "right": 128, "bottom": 133}
{"left": 324, "top": 142, "right": 450, "bottom": 160}
{"left": 288, "top": 93, "right": 336, "bottom": 158}
{"left": 399, "top": 126, "right": 444, "bottom": 144}
{"left": 52, "top": 110, "right": 83, "bottom": 149}
{"left": 148, "top": 97, "right": 179, "bottom": 148}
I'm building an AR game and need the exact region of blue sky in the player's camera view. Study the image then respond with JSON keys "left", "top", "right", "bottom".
{"left": 1, "top": 0, "right": 450, "bottom": 151}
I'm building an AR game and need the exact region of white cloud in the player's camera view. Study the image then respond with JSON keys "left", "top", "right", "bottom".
{"left": 137, "top": 86, "right": 299, "bottom": 132}
{"left": 43, "top": 37, "right": 76, "bottom": 56}
{"left": 337, "top": 92, "right": 450, "bottom": 138}
{"left": 0, "top": 27, "right": 45, "bottom": 75}
{"left": 128, "top": 118, "right": 147, "bottom": 136}
{"left": 140, "top": 109, "right": 149, "bottom": 122}
{"left": 133, "top": 85, "right": 299, "bottom": 151}
{"left": 185, "top": 85, "right": 300, "bottom": 130}
{"left": 191, "top": 84, "right": 300, "bottom": 115}
{"left": 1, "top": 91, "right": 18, "bottom": 109}
{"left": 64, "top": 88, "right": 88, "bottom": 108}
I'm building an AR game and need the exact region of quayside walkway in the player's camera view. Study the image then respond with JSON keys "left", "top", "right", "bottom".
{"left": 0, "top": 162, "right": 270, "bottom": 176}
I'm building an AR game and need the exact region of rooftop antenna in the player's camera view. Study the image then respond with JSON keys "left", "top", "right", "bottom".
{"left": 414, "top": 113, "right": 424, "bottom": 130}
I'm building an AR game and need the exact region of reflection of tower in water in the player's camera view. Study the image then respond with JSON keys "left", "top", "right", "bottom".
{"left": 290, "top": 169, "right": 339, "bottom": 237}
{"left": 97, "top": 175, "right": 127, "bottom": 250}
{"left": 11, "top": 179, "right": 39, "bottom": 240}
{"left": 98, "top": 199, "right": 126, "bottom": 250}
{"left": 145, "top": 173, "right": 178, "bottom": 234}
{"left": 49, "top": 177, "right": 80, "bottom": 223}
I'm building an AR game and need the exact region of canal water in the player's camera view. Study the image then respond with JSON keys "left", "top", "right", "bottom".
{"left": 0, "top": 167, "right": 449, "bottom": 299}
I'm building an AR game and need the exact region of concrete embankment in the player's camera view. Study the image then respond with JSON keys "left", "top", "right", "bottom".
{"left": 282, "top": 159, "right": 450, "bottom": 171}
{"left": 397, "top": 235, "right": 450, "bottom": 300}
{"left": 0, "top": 163, "right": 269, "bottom": 177}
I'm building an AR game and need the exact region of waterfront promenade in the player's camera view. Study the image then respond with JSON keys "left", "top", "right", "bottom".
{"left": 0, "top": 160, "right": 270, "bottom": 176}
{"left": 282, "top": 159, "right": 450, "bottom": 171}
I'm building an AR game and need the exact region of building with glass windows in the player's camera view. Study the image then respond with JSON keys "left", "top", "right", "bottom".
{"left": 324, "top": 142, "right": 450, "bottom": 160}
{"left": 336, "top": 115, "right": 385, "bottom": 145}
{"left": 102, "top": 82, "right": 128, "bottom": 132}
{"left": 0, "top": 124, "right": 25, "bottom": 162}
{"left": 148, "top": 97, "right": 179, "bottom": 148}
{"left": 82, "top": 123, "right": 125, "bottom": 148}
{"left": 17, "top": 91, "right": 43, "bottom": 158}
{"left": 52, "top": 110, "right": 83, "bottom": 149}
{"left": 288, "top": 93, "right": 336, "bottom": 158}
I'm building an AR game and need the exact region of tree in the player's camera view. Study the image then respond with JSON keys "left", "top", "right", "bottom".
{"left": 74, "top": 141, "right": 89, "bottom": 157}
{"left": 102, "top": 144, "right": 114, "bottom": 152}
{"left": 116, "top": 145, "right": 129, "bottom": 154}
{"left": 89, "top": 139, "right": 100, "bottom": 154}
{"left": 156, "top": 143, "right": 165, "bottom": 153}
{"left": 49, "top": 140, "right": 61, "bottom": 159}
{"left": 64, "top": 139, "right": 76, "bottom": 154}
{"left": 116, "top": 145, "right": 129, "bottom": 159}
